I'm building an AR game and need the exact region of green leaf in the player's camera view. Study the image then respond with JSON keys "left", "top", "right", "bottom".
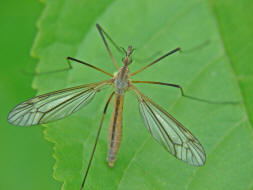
{"left": 31, "top": 0, "right": 253, "bottom": 190}
{"left": 0, "top": 0, "right": 60, "bottom": 190}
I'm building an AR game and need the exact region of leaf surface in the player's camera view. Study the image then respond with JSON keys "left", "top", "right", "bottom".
{"left": 32, "top": 0, "right": 253, "bottom": 189}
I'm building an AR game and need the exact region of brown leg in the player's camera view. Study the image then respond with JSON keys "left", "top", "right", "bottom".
{"left": 131, "top": 47, "right": 181, "bottom": 76}
{"left": 67, "top": 57, "right": 113, "bottom": 77}
{"left": 132, "top": 81, "right": 239, "bottom": 104}
{"left": 21, "top": 56, "right": 113, "bottom": 77}
{"left": 80, "top": 91, "right": 115, "bottom": 190}
{"left": 96, "top": 24, "right": 121, "bottom": 69}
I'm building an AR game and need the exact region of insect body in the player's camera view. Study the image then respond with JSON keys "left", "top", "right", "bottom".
{"left": 8, "top": 24, "right": 205, "bottom": 190}
{"left": 108, "top": 46, "right": 132, "bottom": 167}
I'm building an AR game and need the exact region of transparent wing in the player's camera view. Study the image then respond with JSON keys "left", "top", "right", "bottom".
{"left": 134, "top": 88, "right": 206, "bottom": 166}
{"left": 8, "top": 80, "right": 112, "bottom": 126}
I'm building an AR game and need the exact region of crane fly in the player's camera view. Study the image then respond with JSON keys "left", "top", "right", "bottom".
{"left": 8, "top": 24, "right": 206, "bottom": 189}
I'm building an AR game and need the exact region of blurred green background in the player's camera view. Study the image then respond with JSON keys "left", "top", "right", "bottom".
{"left": 0, "top": 0, "right": 60, "bottom": 190}
{"left": 1, "top": 0, "right": 253, "bottom": 190}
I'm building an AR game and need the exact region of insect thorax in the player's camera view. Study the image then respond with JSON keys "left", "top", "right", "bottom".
{"left": 113, "top": 66, "right": 130, "bottom": 95}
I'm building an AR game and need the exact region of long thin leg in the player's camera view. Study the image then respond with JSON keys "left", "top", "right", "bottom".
{"left": 22, "top": 57, "right": 113, "bottom": 77}
{"left": 67, "top": 57, "right": 113, "bottom": 77}
{"left": 132, "top": 81, "right": 239, "bottom": 104}
{"left": 96, "top": 24, "right": 125, "bottom": 55}
{"left": 131, "top": 48, "right": 181, "bottom": 76}
{"left": 134, "top": 50, "right": 162, "bottom": 63}
{"left": 80, "top": 91, "right": 115, "bottom": 190}
{"left": 96, "top": 24, "right": 120, "bottom": 70}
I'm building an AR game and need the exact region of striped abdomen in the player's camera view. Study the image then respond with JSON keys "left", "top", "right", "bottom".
{"left": 107, "top": 94, "right": 124, "bottom": 167}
